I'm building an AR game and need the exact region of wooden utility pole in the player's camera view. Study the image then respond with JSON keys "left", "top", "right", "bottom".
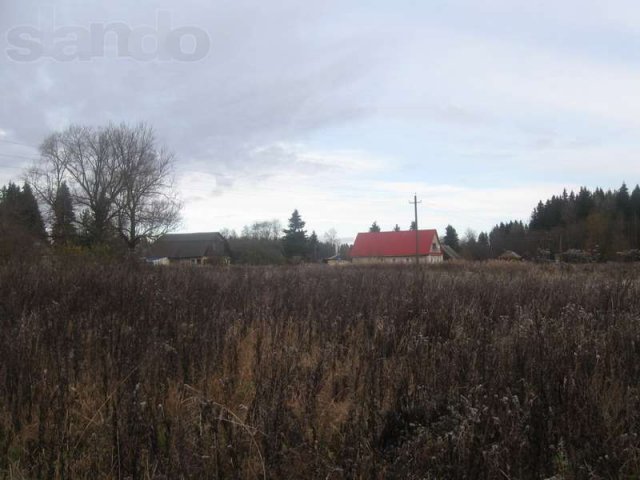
{"left": 409, "top": 194, "right": 422, "bottom": 265}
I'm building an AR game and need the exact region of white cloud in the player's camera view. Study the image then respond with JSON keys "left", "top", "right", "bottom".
{"left": 177, "top": 142, "right": 576, "bottom": 241}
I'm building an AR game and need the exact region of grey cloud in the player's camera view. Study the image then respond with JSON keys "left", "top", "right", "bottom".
{"left": 0, "top": 0, "right": 387, "bottom": 183}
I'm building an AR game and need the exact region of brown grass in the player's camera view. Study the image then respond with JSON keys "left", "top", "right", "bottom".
{"left": 1, "top": 261, "right": 640, "bottom": 478}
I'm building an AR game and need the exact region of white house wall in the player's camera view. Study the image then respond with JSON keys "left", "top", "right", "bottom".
{"left": 352, "top": 255, "right": 443, "bottom": 265}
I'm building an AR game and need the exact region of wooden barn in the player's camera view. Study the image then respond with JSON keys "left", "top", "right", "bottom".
{"left": 147, "top": 232, "right": 231, "bottom": 265}
{"left": 350, "top": 229, "right": 443, "bottom": 265}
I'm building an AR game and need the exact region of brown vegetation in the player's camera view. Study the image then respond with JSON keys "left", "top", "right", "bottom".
{"left": 1, "top": 261, "right": 640, "bottom": 478}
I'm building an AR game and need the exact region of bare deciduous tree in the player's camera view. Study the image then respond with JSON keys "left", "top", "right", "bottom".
{"left": 323, "top": 228, "right": 339, "bottom": 254}
{"left": 26, "top": 134, "right": 68, "bottom": 225}
{"left": 242, "top": 219, "right": 282, "bottom": 240}
{"left": 110, "top": 123, "right": 180, "bottom": 250}
{"left": 30, "top": 122, "right": 181, "bottom": 249}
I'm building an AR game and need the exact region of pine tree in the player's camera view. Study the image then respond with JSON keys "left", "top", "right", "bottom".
{"left": 282, "top": 209, "right": 308, "bottom": 258}
{"left": 369, "top": 221, "right": 381, "bottom": 233}
{"left": 51, "top": 182, "right": 77, "bottom": 246}
{"left": 443, "top": 225, "right": 459, "bottom": 250}
{"left": 409, "top": 221, "right": 417, "bottom": 231}
{"left": 393, "top": 224, "right": 401, "bottom": 232}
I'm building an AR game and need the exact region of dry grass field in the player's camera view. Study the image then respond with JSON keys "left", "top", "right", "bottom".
{"left": 1, "top": 261, "right": 640, "bottom": 479}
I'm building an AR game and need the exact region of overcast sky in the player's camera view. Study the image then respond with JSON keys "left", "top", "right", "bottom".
{"left": 1, "top": 0, "right": 640, "bottom": 242}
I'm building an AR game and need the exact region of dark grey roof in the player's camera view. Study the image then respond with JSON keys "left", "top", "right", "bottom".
{"left": 148, "top": 232, "right": 228, "bottom": 259}
{"left": 498, "top": 250, "right": 523, "bottom": 260}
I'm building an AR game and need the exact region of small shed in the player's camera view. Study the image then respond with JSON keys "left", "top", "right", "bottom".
{"left": 146, "top": 256, "right": 170, "bottom": 266}
{"left": 497, "top": 250, "right": 523, "bottom": 261}
{"left": 322, "top": 254, "right": 350, "bottom": 266}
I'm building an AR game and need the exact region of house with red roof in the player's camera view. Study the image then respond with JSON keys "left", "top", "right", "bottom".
{"left": 350, "top": 229, "right": 444, "bottom": 264}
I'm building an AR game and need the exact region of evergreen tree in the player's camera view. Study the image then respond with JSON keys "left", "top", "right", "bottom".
{"left": 489, "top": 220, "right": 529, "bottom": 257}
{"left": 443, "top": 225, "right": 459, "bottom": 250}
{"left": 282, "top": 209, "right": 308, "bottom": 258}
{"left": 575, "top": 187, "right": 593, "bottom": 221}
{"left": 409, "top": 221, "right": 417, "bottom": 231}
{"left": 530, "top": 201, "right": 545, "bottom": 229}
{"left": 0, "top": 182, "right": 46, "bottom": 241}
{"left": 476, "top": 232, "right": 491, "bottom": 260}
{"left": 77, "top": 209, "right": 96, "bottom": 248}
{"left": 20, "top": 183, "right": 46, "bottom": 240}
{"left": 393, "top": 224, "right": 401, "bottom": 232}
{"left": 316, "top": 239, "right": 336, "bottom": 260}
{"left": 0, "top": 182, "right": 22, "bottom": 215}
{"left": 309, "top": 231, "right": 319, "bottom": 261}
{"left": 369, "top": 221, "right": 381, "bottom": 233}
{"left": 51, "top": 182, "right": 77, "bottom": 246}
{"left": 460, "top": 229, "right": 477, "bottom": 260}
{"left": 631, "top": 185, "right": 640, "bottom": 217}
{"left": 338, "top": 243, "right": 352, "bottom": 259}
{"left": 522, "top": 183, "right": 640, "bottom": 258}
{"left": 616, "top": 182, "right": 631, "bottom": 218}
{"left": 631, "top": 185, "right": 640, "bottom": 248}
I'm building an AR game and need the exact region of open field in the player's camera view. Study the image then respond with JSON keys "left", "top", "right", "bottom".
{"left": 1, "top": 261, "right": 640, "bottom": 479}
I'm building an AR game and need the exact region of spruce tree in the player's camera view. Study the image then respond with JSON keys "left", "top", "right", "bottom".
{"left": 393, "top": 224, "right": 401, "bottom": 232}
{"left": 631, "top": 185, "right": 640, "bottom": 248}
{"left": 0, "top": 182, "right": 46, "bottom": 241}
{"left": 477, "top": 232, "right": 491, "bottom": 259}
{"left": 369, "top": 221, "right": 381, "bottom": 233}
{"left": 77, "top": 209, "right": 96, "bottom": 248}
{"left": 51, "top": 182, "right": 77, "bottom": 246}
{"left": 616, "top": 182, "right": 631, "bottom": 218}
{"left": 282, "top": 209, "right": 308, "bottom": 258}
{"left": 309, "top": 231, "right": 319, "bottom": 261}
{"left": 20, "top": 183, "right": 47, "bottom": 240}
{"left": 443, "top": 225, "right": 460, "bottom": 250}
{"left": 0, "top": 182, "right": 22, "bottom": 215}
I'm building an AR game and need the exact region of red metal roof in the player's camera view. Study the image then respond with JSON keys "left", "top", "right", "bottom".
{"left": 350, "top": 230, "right": 442, "bottom": 258}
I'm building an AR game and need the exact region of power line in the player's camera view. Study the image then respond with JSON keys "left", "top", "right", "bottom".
{"left": 0, "top": 138, "right": 37, "bottom": 149}
{"left": 0, "top": 152, "right": 38, "bottom": 161}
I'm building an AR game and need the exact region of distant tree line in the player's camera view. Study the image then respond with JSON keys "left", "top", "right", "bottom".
{"left": 221, "top": 210, "right": 350, "bottom": 265}
{"left": 442, "top": 182, "right": 640, "bottom": 261}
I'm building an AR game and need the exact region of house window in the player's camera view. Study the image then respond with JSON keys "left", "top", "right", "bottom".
{"left": 432, "top": 243, "right": 438, "bottom": 251}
